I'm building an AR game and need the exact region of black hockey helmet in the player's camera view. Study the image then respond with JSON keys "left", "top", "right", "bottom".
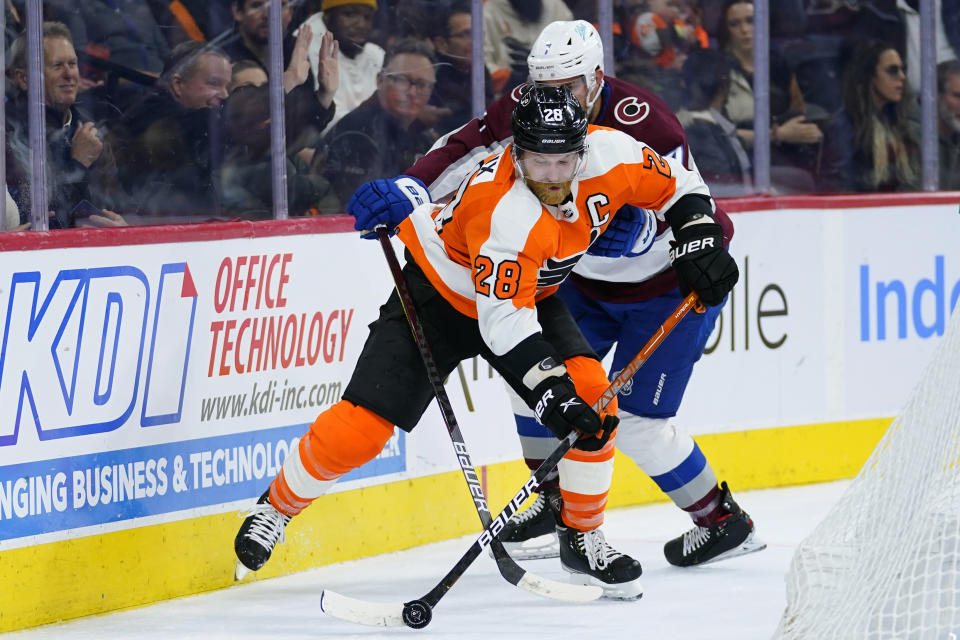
{"left": 510, "top": 84, "right": 588, "bottom": 155}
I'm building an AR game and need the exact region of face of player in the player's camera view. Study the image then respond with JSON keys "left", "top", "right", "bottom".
{"left": 173, "top": 53, "right": 232, "bottom": 109}
{"left": 940, "top": 73, "right": 960, "bottom": 133}
{"left": 873, "top": 49, "right": 906, "bottom": 106}
{"left": 515, "top": 150, "right": 583, "bottom": 205}
{"left": 377, "top": 53, "right": 436, "bottom": 126}
{"left": 232, "top": 0, "right": 292, "bottom": 46}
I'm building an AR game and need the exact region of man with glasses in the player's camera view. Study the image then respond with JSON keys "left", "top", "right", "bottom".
{"left": 427, "top": 1, "right": 492, "bottom": 134}
{"left": 6, "top": 21, "right": 127, "bottom": 229}
{"left": 320, "top": 38, "right": 438, "bottom": 206}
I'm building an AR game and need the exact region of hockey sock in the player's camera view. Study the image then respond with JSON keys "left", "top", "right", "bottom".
{"left": 270, "top": 400, "right": 394, "bottom": 516}
{"left": 614, "top": 412, "right": 723, "bottom": 526}
{"left": 558, "top": 439, "right": 616, "bottom": 529}
{"left": 557, "top": 355, "right": 618, "bottom": 530}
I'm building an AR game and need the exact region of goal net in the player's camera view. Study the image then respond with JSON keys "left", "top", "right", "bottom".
{"left": 774, "top": 309, "right": 960, "bottom": 640}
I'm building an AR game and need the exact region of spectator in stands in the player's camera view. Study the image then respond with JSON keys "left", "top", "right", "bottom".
{"left": 820, "top": 40, "right": 920, "bottom": 193}
{"left": 678, "top": 48, "right": 752, "bottom": 197}
{"left": 619, "top": 0, "right": 706, "bottom": 109}
{"left": 41, "top": 0, "right": 184, "bottom": 117}
{"left": 228, "top": 59, "right": 269, "bottom": 92}
{"left": 427, "top": 0, "right": 492, "bottom": 133}
{"left": 320, "top": 38, "right": 437, "bottom": 207}
{"left": 225, "top": 0, "right": 339, "bottom": 151}
{"left": 5, "top": 21, "right": 126, "bottom": 229}
{"left": 632, "top": 1, "right": 707, "bottom": 71}
{"left": 938, "top": 60, "right": 960, "bottom": 190}
{"left": 483, "top": 0, "right": 573, "bottom": 95}
{"left": 719, "top": 0, "right": 822, "bottom": 192}
{"left": 862, "top": 0, "right": 957, "bottom": 96}
{"left": 221, "top": 84, "right": 333, "bottom": 218}
{"left": 302, "top": 0, "right": 384, "bottom": 132}
{"left": 106, "top": 41, "right": 231, "bottom": 223}
{"left": 224, "top": 0, "right": 293, "bottom": 68}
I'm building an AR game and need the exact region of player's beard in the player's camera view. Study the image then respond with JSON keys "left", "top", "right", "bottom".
{"left": 526, "top": 179, "right": 572, "bottom": 205}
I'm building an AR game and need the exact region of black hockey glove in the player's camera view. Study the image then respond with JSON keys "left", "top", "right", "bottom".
{"left": 531, "top": 375, "right": 618, "bottom": 452}
{"left": 669, "top": 221, "right": 739, "bottom": 307}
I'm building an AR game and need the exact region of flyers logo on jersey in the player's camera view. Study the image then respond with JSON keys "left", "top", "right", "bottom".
{"left": 538, "top": 253, "right": 584, "bottom": 288}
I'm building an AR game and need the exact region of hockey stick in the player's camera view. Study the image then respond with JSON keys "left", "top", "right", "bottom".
{"left": 321, "top": 274, "right": 703, "bottom": 629}
{"left": 367, "top": 226, "right": 601, "bottom": 604}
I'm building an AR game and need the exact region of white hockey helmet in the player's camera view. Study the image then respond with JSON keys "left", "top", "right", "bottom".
{"left": 527, "top": 20, "right": 605, "bottom": 112}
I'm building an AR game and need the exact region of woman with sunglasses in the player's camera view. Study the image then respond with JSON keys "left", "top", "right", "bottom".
{"left": 819, "top": 40, "right": 920, "bottom": 193}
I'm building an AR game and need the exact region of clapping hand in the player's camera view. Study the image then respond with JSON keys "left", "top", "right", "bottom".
{"left": 315, "top": 31, "right": 340, "bottom": 108}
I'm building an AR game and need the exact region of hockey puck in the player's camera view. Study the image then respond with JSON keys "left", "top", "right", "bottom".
{"left": 401, "top": 600, "right": 432, "bottom": 629}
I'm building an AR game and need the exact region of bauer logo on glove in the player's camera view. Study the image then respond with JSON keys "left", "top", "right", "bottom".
{"left": 668, "top": 235, "right": 716, "bottom": 261}
{"left": 668, "top": 221, "right": 739, "bottom": 307}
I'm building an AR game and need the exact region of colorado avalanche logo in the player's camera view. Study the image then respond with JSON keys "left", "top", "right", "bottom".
{"left": 614, "top": 97, "right": 651, "bottom": 126}
{"left": 511, "top": 83, "right": 533, "bottom": 102}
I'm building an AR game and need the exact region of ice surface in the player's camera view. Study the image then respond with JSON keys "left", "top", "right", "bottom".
{"left": 11, "top": 481, "right": 849, "bottom": 640}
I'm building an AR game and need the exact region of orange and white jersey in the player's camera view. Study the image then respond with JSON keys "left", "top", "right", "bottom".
{"left": 396, "top": 125, "right": 710, "bottom": 357}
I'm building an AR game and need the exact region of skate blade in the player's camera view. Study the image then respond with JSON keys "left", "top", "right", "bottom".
{"left": 564, "top": 570, "right": 643, "bottom": 601}
{"left": 234, "top": 560, "right": 252, "bottom": 581}
{"left": 488, "top": 534, "right": 560, "bottom": 561}
{"left": 701, "top": 533, "right": 768, "bottom": 566}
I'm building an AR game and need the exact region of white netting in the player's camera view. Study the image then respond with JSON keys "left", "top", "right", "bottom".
{"left": 774, "top": 309, "right": 960, "bottom": 640}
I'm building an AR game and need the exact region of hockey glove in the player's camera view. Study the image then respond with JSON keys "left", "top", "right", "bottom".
{"left": 532, "top": 375, "right": 618, "bottom": 452}
{"left": 669, "top": 221, "right": 739, "bottom": 307}
{"left": 587, "top": 204, "right": 656, "bottom": 258}
{"left": 347, "top": 175, "right": 431, "bottom": 238}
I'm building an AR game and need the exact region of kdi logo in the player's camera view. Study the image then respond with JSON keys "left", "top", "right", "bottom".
{"left": 0, "top": 263, "right": 198, "bottom": 445}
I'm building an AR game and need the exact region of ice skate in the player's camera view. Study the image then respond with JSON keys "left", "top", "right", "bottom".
{"left": 558, "top": 525, "right": 643, "bottom": 600}
{"left": 495, "top": 488, "right": 562, "bottom": 560}
{"left": 663, "top": 482, "right": 766, "bottom": 567}
{"left": 234, "top": 490, "right": 291, "bottom": 580}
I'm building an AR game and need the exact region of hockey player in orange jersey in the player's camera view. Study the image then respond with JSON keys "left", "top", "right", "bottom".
{"left": 234, "top": 85, "right": 737, "bottom": 599}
